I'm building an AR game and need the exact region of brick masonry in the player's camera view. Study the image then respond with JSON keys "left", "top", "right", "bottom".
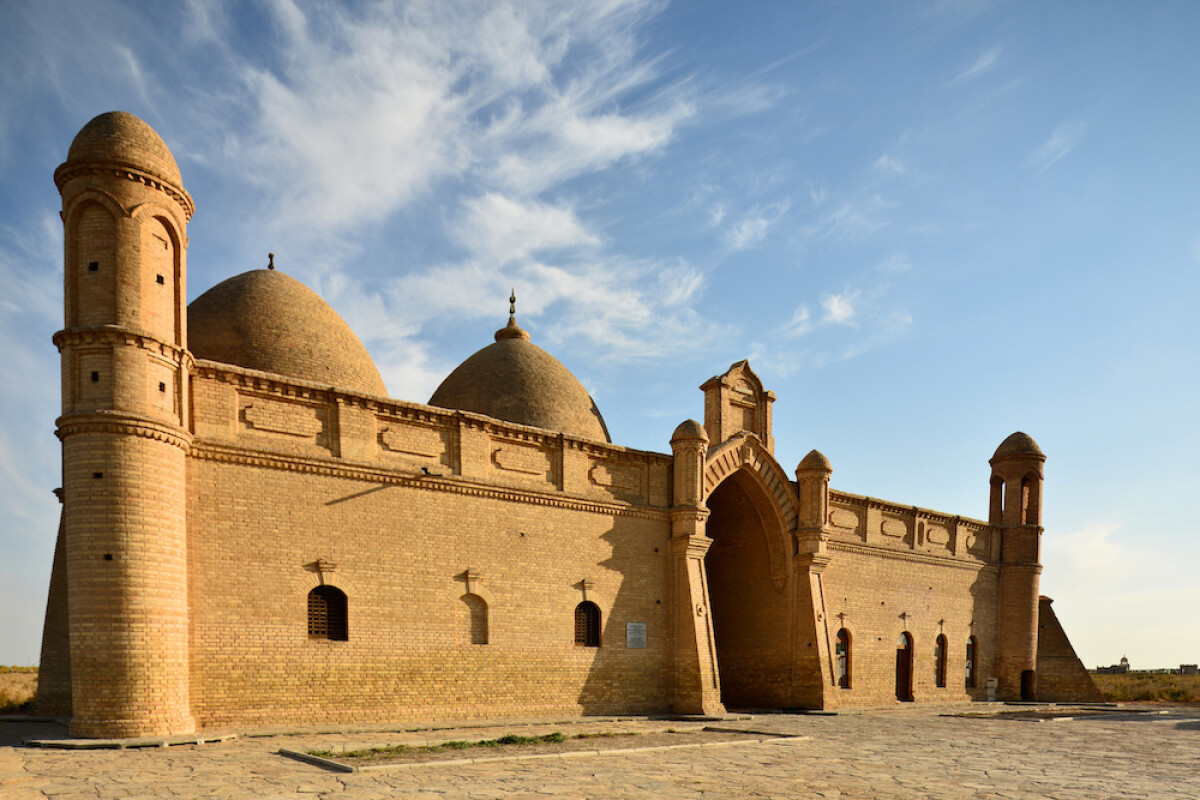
{"left": 36, "top": 112, "right": 1101, "bottom": 738}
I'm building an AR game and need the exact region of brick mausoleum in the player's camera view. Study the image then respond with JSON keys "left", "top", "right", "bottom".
{"left": 36, "top": 112, "right": 1102, "bottom": 739}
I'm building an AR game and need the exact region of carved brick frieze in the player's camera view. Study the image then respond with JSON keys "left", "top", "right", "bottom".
{"left": 188, "top": 440, "right": 668, "bottom": 521}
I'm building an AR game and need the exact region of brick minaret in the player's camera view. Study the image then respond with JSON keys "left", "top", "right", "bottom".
{"left": 53, "top": 112, "right": 195, "bottom": 737}
{"left": 989, "top": 432, "right": 1045, "bottom": 701}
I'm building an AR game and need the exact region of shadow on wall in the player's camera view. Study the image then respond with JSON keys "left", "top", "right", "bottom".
{"left": 576, "top": 515, "right": 670, "bottom": 715}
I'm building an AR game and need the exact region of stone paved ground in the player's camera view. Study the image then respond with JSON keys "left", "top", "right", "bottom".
{"left": 1, "top": 704, "right": 1197, "bottom": 799}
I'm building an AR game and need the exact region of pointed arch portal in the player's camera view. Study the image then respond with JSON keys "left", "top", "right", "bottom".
{"left": 703, "top": 462, "right": 793, "bottom": 710}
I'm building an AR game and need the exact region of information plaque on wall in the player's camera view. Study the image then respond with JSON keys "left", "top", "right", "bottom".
{"left": 625, "top": 622, "right": 647, "bottom": 649}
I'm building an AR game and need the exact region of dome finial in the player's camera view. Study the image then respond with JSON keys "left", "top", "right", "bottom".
{"left": 268, "top": 252, "right": 275, "bottom": 271}
{"left": 496, "top": 289, "right": 531, "bottom": 342}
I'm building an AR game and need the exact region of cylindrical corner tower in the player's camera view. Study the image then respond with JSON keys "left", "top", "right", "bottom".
{"left": 989, "top": 431, "right": 1045, "bottom": 702}
{"left": 53, "top": 111, "right": 195, "bottom": 737}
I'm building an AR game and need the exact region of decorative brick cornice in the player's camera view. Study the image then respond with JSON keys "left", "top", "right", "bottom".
{"left": 830, "top": 489, "right": 988, "bottom": 528}
{"left": 192, "top": 360, "right": 674, "bottom": 470}
{"left": 827, "top": 539, "right": 995, "bottom": 572}
{"left": 54, "top": 161, "right": 194, "bottom": 219}
{"left": 189, "top": 440, "right": 670, "bottom": 521}
{"left": 56, "top": 411, "right": 191, "bottom": 450}
{"left": 54, "top": 326, "right": 192, "bottom": 366}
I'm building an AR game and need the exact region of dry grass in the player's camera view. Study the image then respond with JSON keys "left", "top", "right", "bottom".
{"left": 1092, "top": 672, "right": 1200, "bottom": 704}
{"left": 0, "top": 667, "right": 37, "bottom": 714}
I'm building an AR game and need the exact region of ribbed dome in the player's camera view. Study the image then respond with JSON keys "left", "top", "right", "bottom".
{"left": 671, "top": 419, "right": 708, "bottom": 443}
{"left": 992, "top": 431, "right": 1044, "bottom": 460}
{"left": 797, "top": 449, "right": 832, "bottom": 472}
{"left": 429, "top": 314, "right": 610, "bottom": 442}
{"left": 66, "top": 111, "right": 183, "bottom": 188}
{"left": 188, "top": 269, "right": 387, "bottom": 396}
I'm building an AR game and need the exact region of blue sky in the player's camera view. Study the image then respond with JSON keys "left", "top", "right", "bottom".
{"left": 1, "top": 0, "right": 1197, "bottom": 669}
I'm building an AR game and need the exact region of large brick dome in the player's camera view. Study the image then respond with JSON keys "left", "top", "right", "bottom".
{"left": 65, "top": 111, "right": 183, "bottom": 189}
{"left": 429, "top": 315, "right": 610, "bottom": 442}
{"left": 188, "top": 269, "right": 387, "bottom": 396}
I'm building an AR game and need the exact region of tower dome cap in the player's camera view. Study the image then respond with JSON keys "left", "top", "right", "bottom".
{"left": 65, "top": 111, "right": 183, "bottom": 188}
{"left": 798, "top": 449, "right": 832, "bottom": 471}
{"left": 992, "top": 431, "right": 1044, "bottom": 460}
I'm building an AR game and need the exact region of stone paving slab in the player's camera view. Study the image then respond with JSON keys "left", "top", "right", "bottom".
{"left": 1, "top": 704, "right": 1198, "bottom": 799}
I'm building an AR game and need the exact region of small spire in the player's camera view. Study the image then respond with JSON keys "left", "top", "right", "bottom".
{"left": 268, "top": 252, "right": 275, "bottom": 270}
{"left": 495, "top": 289, "right": 531, "bottom": 342}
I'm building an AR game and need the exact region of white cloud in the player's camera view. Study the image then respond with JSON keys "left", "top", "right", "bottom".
{"left": 873, "top": 154, "right": 906, "bottom": 176}
{"left": 878, "top": 253, "right": 912, "bottom": 273}
{"left": 725, "top": 216, "right": 770, "bottom": 249}
{"left": 1031, "top": 122, "right": 1084, "bottom": 172}
{"left": 952, "top": 45, "right": 1003, "bottom": 85}
{"left": 722, "top": 200, "right": 791, "bottom": 250}
{"left": 781, "top": 305, "right": 812, "bottom": 337}
{"left": 455, "top": 193, "right": 599, "bottom": 264}
{"left": 821, "top": 291, "right": 858, "bottom": 325}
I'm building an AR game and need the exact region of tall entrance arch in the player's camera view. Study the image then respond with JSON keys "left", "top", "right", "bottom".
{"left": 703, "top": 465, "right": 792, "bottom": 709}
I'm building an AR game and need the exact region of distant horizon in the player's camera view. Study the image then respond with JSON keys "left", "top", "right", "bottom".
{"left": 3, "top": 1, "right": 1200, "bottom": 670}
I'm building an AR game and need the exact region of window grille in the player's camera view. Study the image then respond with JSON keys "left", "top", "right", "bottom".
{"left": 308, "top": 585, "right": 348, "bottom": 641}
{"left": 574, "top": 601, "right": 601, "bottom": 647}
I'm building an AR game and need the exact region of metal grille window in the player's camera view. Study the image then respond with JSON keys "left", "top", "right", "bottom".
{"left": 574, "top": 601, "right": 601, "bottom": 647}
{"left": 308, "top": 585, "right": 348, "bottom": 641}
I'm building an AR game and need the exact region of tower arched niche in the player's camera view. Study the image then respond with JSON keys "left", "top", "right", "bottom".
{"left": 700, "top": 433, "right": 796, "bottom": 709}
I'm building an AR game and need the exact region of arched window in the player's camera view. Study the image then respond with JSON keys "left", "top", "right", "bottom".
{"left": 574, "top": 601, "right": 601, "bottom": 647}
{"left": 835, "top": 628, "right": 852, "bottom": 689}
{"left": 965, "top": 636, "right": 978, "bottom": 688}
{"left": 308, "top": 585, "right": 348, "bottom": 641}
{"left": 935, "top": 634, "right": 948, "bottom": 688}
{"left": 896, "top": 632, "right": 914, "bottom": 702}
{"left": 989, "top": 475, "right": 1005, "bottom": 523}
{"left": 1020, "top": 473, "right": 1040, "bottom": 524}
{"left": 462, "top": 593, "right": 488, "bottom": 645}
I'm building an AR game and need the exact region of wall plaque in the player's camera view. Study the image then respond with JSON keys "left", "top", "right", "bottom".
{"left": 625, "top": 622, "right": 647, "bottom": 649}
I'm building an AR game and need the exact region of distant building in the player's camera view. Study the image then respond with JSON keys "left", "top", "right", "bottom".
{"left": 37, "top": 111, "right": 1102, "bottom": 739}
{"left": 1096, "top": 656, "right": 1131, "bottom": 674}
{"left": 1181, "top": 665, "right": 1198, "bottom": 676}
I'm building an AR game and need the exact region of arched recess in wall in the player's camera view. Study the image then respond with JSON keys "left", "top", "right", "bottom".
{"left": 128, "top": 202, "right": 186, "bottom": 344}
{"left": 460, "top": 593, "right": 488, "bottom": 645}
{"left": 67, "top": 199, "right": 119, "bottom": 329}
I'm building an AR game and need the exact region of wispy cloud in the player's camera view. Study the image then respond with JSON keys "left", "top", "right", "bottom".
{"left": 821, "top": 291, "right": 858, "bottom": 325}
{"left": 781, "top": 305, "right": 812, "bottom": 337}
{"left": 1031, "top": 122, "right": 1085, "bottom": 172}
{"left": 873, "top": 154, "right": 906, "bottom": 176}
{"left": 721, "top": 200, "right": 791, "bottom": 250}
{"left": 952, "top": 45, "right": 1003, "bottom": 85}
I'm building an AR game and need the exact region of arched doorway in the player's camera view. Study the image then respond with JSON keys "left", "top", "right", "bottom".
{"left": 704, "top": 470, "right": 790, "bottom": 709}
{"left": 895, "top": 632, "right": 914, "bottom": 701}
